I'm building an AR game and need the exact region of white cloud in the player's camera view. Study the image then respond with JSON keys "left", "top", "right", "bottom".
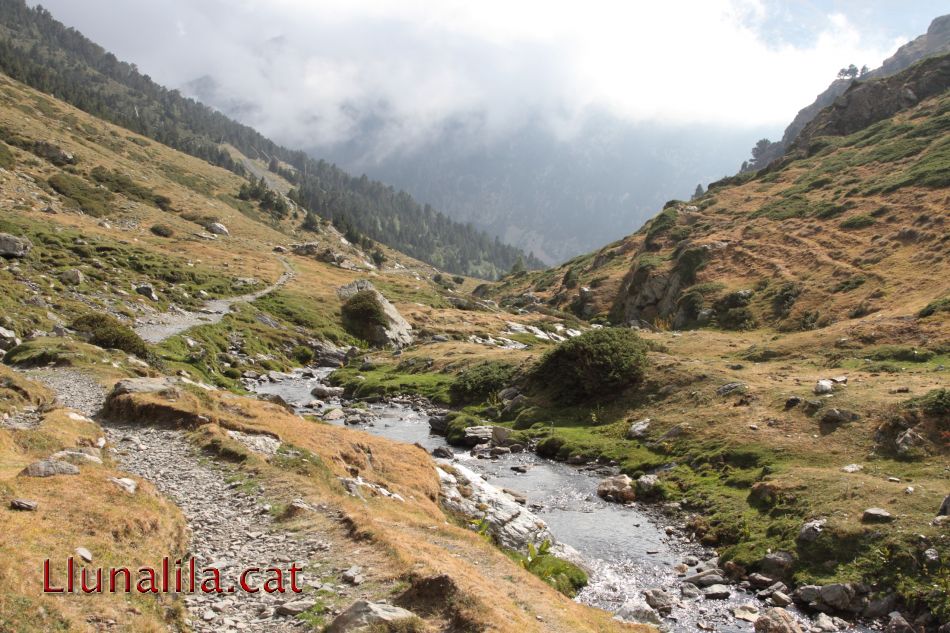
{"left": 35, "top": 0, "right": 904, "bottom": 149}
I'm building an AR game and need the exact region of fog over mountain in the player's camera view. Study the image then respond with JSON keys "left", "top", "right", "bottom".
{"left": 32, "top": 0, "right": 943, "bottom": 263}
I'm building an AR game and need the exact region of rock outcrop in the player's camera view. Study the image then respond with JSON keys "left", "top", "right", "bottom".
{"left": 337, "top": 280, "right": 413, "bottom": 348}
{"left": 0, "top": 233, "right": 32, "bottom": 258}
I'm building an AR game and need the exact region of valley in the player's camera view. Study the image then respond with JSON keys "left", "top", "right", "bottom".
{"left": 0, "top": 3, "right": 948, "bottom": 633}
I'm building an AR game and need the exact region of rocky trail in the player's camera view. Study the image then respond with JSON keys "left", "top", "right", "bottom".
{"left": 135, "top": 256, "right": 295, "bottom": 343}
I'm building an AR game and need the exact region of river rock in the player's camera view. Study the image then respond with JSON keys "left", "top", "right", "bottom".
{"left": 311, "top": 384, "right": 344, "bottom": 398}
{"left": 818, "top": 583, "right": 856, "bottom": 611}
{"left": 813, "top": 613, "right": 839, "bottom": 631}
{"left": 754, "top": 607, "right": 803, "bottom": 633}
{"left": 337, "top": 280, "right": 413, "bottom": 348}
{"left": 681, "top": 583, "right": 702, "bottom": 599}
{"left": 703, "top": 584, "right": 731, "bottom": 599}
{"left": 772, "top": 591, "right": 793, "bottom": 607}
{"left": 323, "top": 408, "right": 345, "bottom": 421}
{"left": 596, "top": 474, "right": 636, "bottom": 503}
{"left": 327, "top": 600, "right": 417, "bottom": 632}
{"left": 862, "top": 507, "right": 894, "bottom": 523}
{"left": 635, "top": 474, "right": 661, "bottom": 498}
{"left": 643, "top": 588, "right": 676, "bottom": 615}
{"left": 436, "top": 460, "right": 552, "bottom": 549}
{"left": 463, "top": 425, "right": 495, "bottom": 447}
{"left": 0, "top": 233, "right": 32, "bottom": 258}
{"left": 615, "top": 596, "right": 662, "bottom": 625}
{"left": 431, "top": 446, "right": 453, "bottom": 459}
{"left": 696, "top": 574, "right": 725, "bottom": 587}
{"left": 626, "top": 418, "right": 651, "bottom": 439}
{"left": 760, "top": 551, "right": 795, "bottom": 579}
{"left": 883, "top": 611, "right": 914, "bottom": 633}
{"left": 19, "top": 459, "right": 80, "bottom": 477}
{"left": 734, "top": 604, "right": 759, "bottom": 622}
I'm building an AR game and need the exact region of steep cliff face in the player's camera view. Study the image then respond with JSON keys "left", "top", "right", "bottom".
{"left": 743, "top": 14, "right": 950, "bottom": 171}
{"left": 792, "top": 53, "right": 950, "bottom": 151}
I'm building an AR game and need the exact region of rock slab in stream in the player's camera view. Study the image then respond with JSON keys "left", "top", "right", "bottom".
{"left": 754, "top": 608, "right": 804, "bottom": 633}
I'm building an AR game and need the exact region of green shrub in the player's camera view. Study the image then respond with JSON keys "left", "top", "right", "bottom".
{"left": 450, "top": 361, "right": 517, "bottom": 405}
{"left": 916, "top": 388, "right": 950, "bottom": 416}
{"left": 866, "top": 345, "right": 934, "bottom": 363}
{"left": 340, "top": 290, "right": 388, "bottom": 344}
{"left": 529, "top": 328, "right": 648, "bottom": 404}
{"left": 292, "top": 345, "right": 314, "bottom": 364}
{"left": 150, "top": 224, "right": 174, "bottom": 237}
{"left": 516, "top": 540, "right": 588, "bottom": 597}
{"left": 918, "top": 296, "right": 950, "bottom": 318}
{"left": 0, "top": 141, "right": 14, "bottom": 169}
{"left": 70, "top": 313, "right": 149, "bottom": 359}
{"left": 840, "top": 214, "right": 876, "bottom": 229}
{"left": 222, "top": 368, "right": 242, "bottom": 379}
{"left": 444, "top": 413, "right": 480, "bottom": 445}
{"left": 48, "top": 173, "right": 114, "bottom": 217}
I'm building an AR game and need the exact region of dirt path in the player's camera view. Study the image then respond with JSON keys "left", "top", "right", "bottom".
{"left": 135, "top": 256, "right": 294, "bottom": 343}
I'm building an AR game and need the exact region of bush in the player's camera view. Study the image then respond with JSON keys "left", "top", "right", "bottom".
{"left": 444, "top": 413, "right": 480, "bottom": 445}
{"left": 919, "top": 389, "right": 950, "bottom": 416}
{"left": 48, "top": 173, "right": 114, "bottom": 217}
{"left": 340, "top": 290, "right": 388, "bottom": 344}
{"left": 529, "top": 328, "right": 648, "bottom": 404}
{"left": 292, "top": 345, "right": 314, "bottom": 365}
{"left": 867, "top": 345, "right": 934, "bottom": 363}
{"left": 919, "top": 296, "right": 950, "bottom": 318}
{"left": 0, "top": 141, "right": 14, "bottom": 169}
{"left": 150, "top": 223, "right": 174, "bottom": 237}
{"left": 70, "top": 313, "right": 149, "bottom": 359}
{"left": 450, "top": 362, "right": 517, "bottom": 405}
{"left": 840, "top": 214, "right": 876, "bottom": 229}
{"left": 222, "top": 368, "right": 242, "bottom": 379}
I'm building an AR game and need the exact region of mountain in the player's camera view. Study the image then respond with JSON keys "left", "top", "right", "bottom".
{"left": 0, "top": 0, "right": 541, "bottom": 278}
{"left": 743, "top": 14, "right": 950, "bottom": 171}
{"left": 304, "top": 112, "right": 768, "bottom": 265}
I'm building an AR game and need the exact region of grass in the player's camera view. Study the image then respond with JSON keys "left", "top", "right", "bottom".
{"left": 330, "top": 363, "right": 453, "bottom": 405}
{"left": 47, "top": 172, "right": 114, "bottom": 217}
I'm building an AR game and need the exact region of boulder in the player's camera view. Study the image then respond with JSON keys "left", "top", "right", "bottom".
{"left": 111, "top": 377, "right": 179, "bottom": 396}
{"left": 462, "top": 425, "right": 494, "bottom": 447}
{"left": 311, "top": 384, "right": 344, "bottom": 398}
{"left": 940, "top": 495, "right": 950, "bottom": 516}
{"left": 18, "top": 459, "right": 80, "bottom": 477}
{"left": 59, "top": 269, "right": 84, "bottom": 285}
{"left": 895, "top": 428, "right": 928, "bottom": 457}
{"left": 626, "top": 418, "right": 651, "bottom": 439}
{"left": 337, "top": 280, "right": 413, "bottom": 348}
{"left": 884, "top": 612, "right": 915, "bottom": 633}
{"left": 818, "top": 583, "right": 856, "bottom": 611}
{"left": 772, "top": 591, "right": 793, "bottom": 607}
{"left": 10, "top": 499, "right": 38, "bottom": 511}
{"left": 276, "top": 598, "right": 316, "bottom": 616}
{"left": 734, "top": 604, "right": 760, "bottom": 622}
{"left": 703, "top": 584, "right": 731, "bottom": 599}
{"left": 597, "top": 474, "right": 636, "bottom": 503}
{"left": 841, "top": 463, "right": 863, "bottom": 473}
{"left": 862, "top": 508, "right": 894, "bottom": 523}
{"left": 680, "top": 583, "right": 701, "bottom": 599}
{"left": 206, "top": 222, "right": 229, "bottom": 236}
{"left": 760, "top": 551, "right": 795, "bottom": 579}
{"left": 814, "top": 379, "right": 834, "bottom": 394}
{"left": 820, "top": 408, "right": 860, "bottom": 425}
{"left": 635, "top": 474, "right": 661, "bottom": 498}
{"left": 0, "top": 326, "right": 21, "bottom": 350}
{"left": 431, "top": 446, "right": 453, "bottom": 459}
{"left": 717, "top": 382, "right": 747, "bottom": 396}
{"left": 0, "top": 233, "right": 32, "bottom": 258}
{"left": 754, "top": 608, "right": 803, "bottom": 633}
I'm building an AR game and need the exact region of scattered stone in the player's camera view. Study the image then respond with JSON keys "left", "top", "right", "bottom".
{"left": 680, "top": 583, "right": 702, "bottom": 599}
{"left": 754, "top": 607, "right": 803, "bottom": 633}
{"left": 784, "top": 396, "right": 802, "bottom": 410}
{"left": 75, "top": 547, "right": 93, "bottom": 563}
{"left": 813, "top": 612, "right": 839, "bottom": 632}
{"left": 0, "top": 233, "right": 32, "bottom": 258}
{"left": 462, "top": 425, "right": 494, "bottom": 447}
{"left": 862, "top": 507, "right": 894, "bottom": 523}
{"left": 798, "top": 518, "right": 825, "bottom": 543}
{"left": 626, "top": 417, "right": 651, "bottom": 439}
{"left": 939, "top": 495, "right": 950, "bottom": 516}
{"left": 342, "top": 566, "right": 364, "bottom": 585}
{"left": 109, "top": 477, "right": 138, "bottom": 494}
{"left": 820, "top": 408, "right": 859, "bottom": 425}
{"left": 802, "top": 399, "right": 824, "bottom": 415}
{"left": 615, "top": 596, "right": 662, "bottom": 625}
{"left": 276, "top": 598, "right": 317, "bottom": 616}
{"left": 771, "top": 591, "right": 793, "bottom": 607}
{"left": 18, "top": 459, "right": 80, "bottom": 477}
{"left": 311, "top": 384, "right": 345, "bottom": 398}
{"left": 635, "top": 474, "right": 661, "bottom": 498}
{"left": 0, "top": 326, "right": 21, "bottom": 350}
{"left": 135, "top": 284, "right": 159, "bottom": 301}
{"left": 207, "top": 222, "right": 230, "bottom": 236}
{"left": 818, "top": 583, "right": 856, "bottom": 611}
{"left": 323, "top": 408, "right": 345, "bottom": 421}
{"left": 10, "top": 499, "right": 38, "bottom": 511}
{"left": 814, "top": 379, "right": 834, "bottom": 394}
{"left": 841, "top": 463, "right": 863, "bottom": 473}
{"left": 717, "top": 382, "right": 747, "bottom": 396}
{"left": 431, "top": 446, "right": 453, "bottom": 459}
{"left": 642, "top": 588, "right": 676, "bottom": 615}
{"left": 59, "top": 269, "right": 84, "bottom": 285}
{"left": 884, "top": 611, "right": 914, "bottom": 633}
{"left": 326, "top": 600, "right": 418, "bottom": 632}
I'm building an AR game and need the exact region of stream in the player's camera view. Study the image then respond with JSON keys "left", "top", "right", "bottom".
{"left": 251, "top": 368, "right": 875, "bottom": 633}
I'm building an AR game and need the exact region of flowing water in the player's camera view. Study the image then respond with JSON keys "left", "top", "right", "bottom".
{"left": 253, "top": 369, "right": 875, "bottom": 632}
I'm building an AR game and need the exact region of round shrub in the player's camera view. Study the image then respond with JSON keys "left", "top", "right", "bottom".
{"left": 70, "top": 313, "right": 149, "bottom": 359}
{"left": 450, "top": 361, "right": 517, "bottom": 405}
{"left": 223, "top": 368, "right": 242, "bottom": 379}
{"left": 529, "top": 328, "right": 648, "bottom": 404}
{"left": 292, "top": 345, "right": 314, "bottom": 365}
{"left": 150, "top": 223, "right": 174, "bottom": 237}
{"left": 340, "top": 290, "right": 388, "bottom": 344}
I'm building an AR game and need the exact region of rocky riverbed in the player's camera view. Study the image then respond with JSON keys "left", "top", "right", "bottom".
{"left": 250, "top": 368, "right": 883, "bottom": 633}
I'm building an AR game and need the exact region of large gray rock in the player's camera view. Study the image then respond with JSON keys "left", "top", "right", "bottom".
{"left": 636, "top": 474, "right": 661, "bottom": 498}
{"left": 436, "top": 460, "right": 552, "bottom": 550}
{"left": 626, "top": 418, "right": 651, "bottom": 439}
{"left": 207, "top": 222, "right": 230, "bottom": 236}
{"left": 798, "top": 518, "right": 826, "bottom": 543}
{"left": 111, "top": 377, "right": 179, "bottom": 396}
{"left": 818, "top": 583, "right": 856, "bottom": 611}
{"left": 862, "top": 507, "right": 894, "bottom": 523}
{"left": 642, "top": 588, "right": 676, "bottom": 615}
{"left": 19, "top": 459, "right": 80, "bottom": 477}
{"left": 337, "top": 280, "right": 413, "bottom": 348}
{"left": 820, "top": 408, "right": 860, "bottom": 425}
{"left": 135, "top": 284, "right": 159, "bottom": 301}
{"left": 59, "top": 269, "right": 84, "bottom": 285}
{"left": 276, "top": 598, "right": 316, "bottom": 616}
{"left": 703, "top": 584, "right": 731, "bottom": 599}
{"left": 755, "top": 608, "right": 804, "bottom": 633}
{"left": 326, "top": 600, "right": 417, "bottom": 632}
{"left": 462, "top": 425, "right": 494, "bottom": 447}
{"left": 311, "top": 384, "right": 344, "bottom": 398}
{"left": 0, "top": 233, "right": 32, "bottom": 258}
{"left": 940, "top": 494, "right": 950, "bottom": 516}
{"left": 760, "top": 551, "right": 796, "bottom": 579}
{"left": 0, "top": 326, "right": 21, "bottom": 350}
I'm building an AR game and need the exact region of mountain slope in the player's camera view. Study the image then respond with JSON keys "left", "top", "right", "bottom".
{"left": 0, "top": 0, "right": 541, "bottom": 278}
{"left": 744, "top": 13, "right": 950, "bottom": 171}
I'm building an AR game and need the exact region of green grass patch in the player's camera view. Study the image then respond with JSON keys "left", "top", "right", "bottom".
{"left": 330, "top": 363, "right": 453, "bottom": 405}
{"left": 47, "top": 172, "right": 114, "bottom": 217}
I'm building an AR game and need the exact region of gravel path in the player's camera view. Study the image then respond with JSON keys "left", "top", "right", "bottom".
{"left": 135, "top": 257, "right": 294, "bottom": 343}
{"left": 107, "top": 424, "right": 326, "bottom": 632}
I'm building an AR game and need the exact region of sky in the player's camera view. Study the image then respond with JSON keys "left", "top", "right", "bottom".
{"left": 30, "top": 0, "right": 947, "bottom": 152}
